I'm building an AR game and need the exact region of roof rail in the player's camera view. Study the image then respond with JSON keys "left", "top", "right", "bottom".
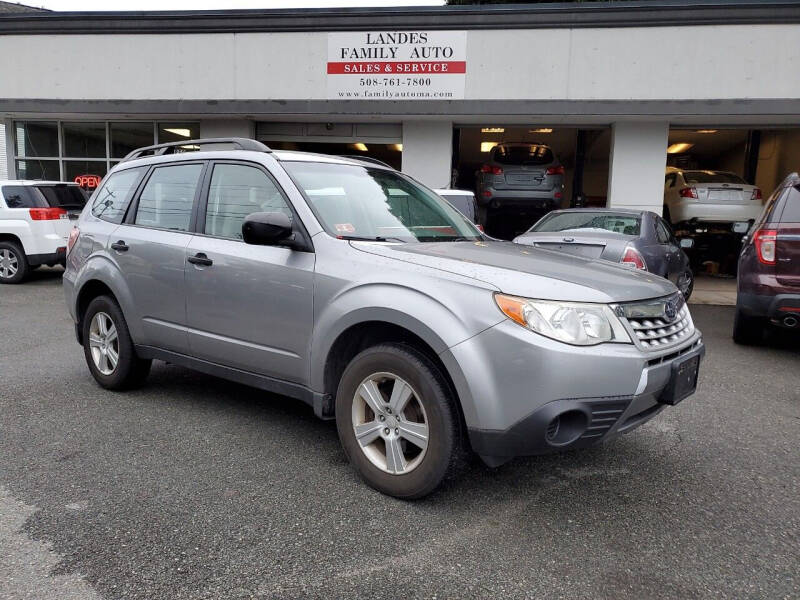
{"left": 339, "top": 155, "right": 393, "bottom": 169}
{"left": 120, "top": 137, "right": 271, "bottom": 163}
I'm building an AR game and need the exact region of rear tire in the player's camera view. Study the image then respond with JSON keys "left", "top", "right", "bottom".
{"left": 335, "top": 343, "right": 465, "bottom": 499}
{"left": 733, "top": 308, "right": 764, "bottom": 345}
{"left": 0, "top": 241, "right": 29, "bottom": 284}
{"left": 82, "top": 295, "right": 151, "bottom": 390}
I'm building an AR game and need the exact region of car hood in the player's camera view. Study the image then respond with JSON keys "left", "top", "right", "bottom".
{"left": 352, "top": 240, "right": 676, "bottom": 303}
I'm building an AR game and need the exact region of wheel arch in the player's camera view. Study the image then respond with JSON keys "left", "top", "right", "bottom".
{"left": 73, "top": 258, "right": 138, "bottom": 343}
{"left": 318, "top": 319, "right": 467, "bottom": 430}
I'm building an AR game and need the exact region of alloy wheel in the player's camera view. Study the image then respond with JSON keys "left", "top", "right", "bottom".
{"left": 88, "top": 312, "right": 120, "bottom": 375}
{"left": 351, "top": 372, "right": 429, "bottom": 475}
{"left": 0, "top": 249, "right": 19, "bottom": 279}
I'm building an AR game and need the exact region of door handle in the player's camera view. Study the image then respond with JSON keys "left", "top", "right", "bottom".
{"left": 187, "top": 252, "right": 213, "bottom": 267}
{"left": 110, "top": 240, "right": 129, "bottom": 252}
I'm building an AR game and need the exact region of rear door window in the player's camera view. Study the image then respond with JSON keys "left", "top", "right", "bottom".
{"left": 134, "top": 163, "right": 203, "bottom": 232}
{"left": 91, "top": 167, "right": 146, "bottom": 224}
{"left": 492, "top": 145, "right": 554, "bottom": 166}
{"left": 1, "top": 186, "right": 37, "bottom": 208}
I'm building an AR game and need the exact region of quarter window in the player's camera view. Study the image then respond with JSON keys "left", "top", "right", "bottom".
{"left": 656, "top": 219, "right": 672, "bottom": 244}
{"left": 135, "top": 164, "right": 203, "bottom": 232}
{"left": 205, "top": 163, "right": 291, "bottom": 239}
{"left": 91, "top": 167, "right": 146, "bottom": 223}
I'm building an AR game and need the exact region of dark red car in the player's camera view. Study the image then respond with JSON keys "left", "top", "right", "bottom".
{"left": 735, "top": 173, "right": 800, "bottom": 344}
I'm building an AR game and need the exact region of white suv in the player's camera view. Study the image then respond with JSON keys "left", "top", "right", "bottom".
{"left": 0, "top": 180, "right": 86, "bottom": 283}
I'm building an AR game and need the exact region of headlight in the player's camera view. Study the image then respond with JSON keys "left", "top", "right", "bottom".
{"left": 494, "top": 294, "right": 631, "bottom": 346}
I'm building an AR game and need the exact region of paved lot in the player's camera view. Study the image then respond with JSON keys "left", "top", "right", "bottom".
{"left": 1, "top": 270, "right": 798, "bottom": 600}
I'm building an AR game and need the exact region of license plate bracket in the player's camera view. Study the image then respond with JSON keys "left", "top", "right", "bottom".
{"left": 659, "top": 353, "right": 700, "bottom": 406}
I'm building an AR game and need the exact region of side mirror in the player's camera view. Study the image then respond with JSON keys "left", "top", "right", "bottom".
{"left": 679, "top": 238, "right": 694, "bottom": 249}
{"left": 242, "top": 212, "right": 294, "bottom": 246}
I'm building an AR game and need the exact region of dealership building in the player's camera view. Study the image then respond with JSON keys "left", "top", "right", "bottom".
{"left": 1, "top": 0, "right": 800, "bottom": 228}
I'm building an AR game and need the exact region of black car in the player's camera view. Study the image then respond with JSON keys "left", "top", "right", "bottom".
{"left": 513, "top": 208, "right": 695, "bottom": 299}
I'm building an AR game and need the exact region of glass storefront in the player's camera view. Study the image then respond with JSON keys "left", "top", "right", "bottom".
{"left": 12, "top": 120, "right": 199, "bottom": 191}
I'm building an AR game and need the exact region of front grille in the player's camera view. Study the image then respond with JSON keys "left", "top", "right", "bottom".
{"left": 617, "top": 293, "right": 695, "bottom": 351}
{"left": 580, "top": 402, "right": 627, "bottom": 440}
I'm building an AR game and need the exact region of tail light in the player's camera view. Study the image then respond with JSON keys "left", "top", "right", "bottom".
{"left": 679, "top": 187, "right": 698, "bottom": 199}
{"left": 621, "top": 245, "right": 648, "bottom": 270}
{"left": 66, "top": 226, "right": 80, "bottom": 256}
{"left": 751, "top": 188, "right": 763, "bottom": 201}
{"left": 476, "top": 224, "right": 485, "bottom": 232}
{"left": 481, "top": 164, "right": 503, "bottom": 175}
{"left": 29, "top": 207, "right": 68, "bottom": 221}
{"left": 482, "top": 190, "right": 492, "bottom": 198}
{"left": 554, "top": 191, "right": 563, "bottom": 200}
{"left": 546, "top": 165, "right": 565, "bottom": 176}
{"left": 753, "top": 229, "right": 777, "bottom": 265}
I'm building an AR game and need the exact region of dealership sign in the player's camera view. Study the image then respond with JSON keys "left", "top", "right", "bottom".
{"left": 327, "top": 31, "right": 467, "bottom": 100}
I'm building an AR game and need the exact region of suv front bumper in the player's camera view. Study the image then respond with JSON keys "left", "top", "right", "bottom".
{"left": 440, "top": 319, "right": 704, "bottom": 465}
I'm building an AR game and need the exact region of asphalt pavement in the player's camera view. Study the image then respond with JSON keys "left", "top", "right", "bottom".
{"left": 1, "top": 269, "right": 798, "bottom": 600}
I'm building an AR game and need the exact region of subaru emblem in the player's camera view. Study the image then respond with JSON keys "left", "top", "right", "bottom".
{"left": 664, "top": 300, "right": 677, "bottom": 321}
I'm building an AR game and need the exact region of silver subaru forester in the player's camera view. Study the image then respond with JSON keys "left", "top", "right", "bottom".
{"left": 63, "top": 138, "right": 704, "bottom": 499}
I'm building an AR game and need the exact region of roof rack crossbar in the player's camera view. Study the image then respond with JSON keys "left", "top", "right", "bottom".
{"left": 120, "top": 137, "right": 271, "bottom": 162}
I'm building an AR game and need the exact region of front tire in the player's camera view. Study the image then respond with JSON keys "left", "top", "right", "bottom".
{"left": 335, "top": 343, "right": 464, "bottom": 499}
{"left": 82, "top": 295, "right": 151, "bottom": 390}
{"left": 733, "top": 308, "right": 764, "bottom": 345}
{"left": 0, "top": 241, "right": 29, "bottom": 284}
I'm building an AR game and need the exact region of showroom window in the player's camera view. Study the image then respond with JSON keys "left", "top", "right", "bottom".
{"left": 12, "top": 121, "right": 199, "bottom": 191}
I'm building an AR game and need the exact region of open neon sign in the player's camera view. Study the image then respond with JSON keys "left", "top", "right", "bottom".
{"left": 74, "top": 174, "right": 102, "bottom": 189}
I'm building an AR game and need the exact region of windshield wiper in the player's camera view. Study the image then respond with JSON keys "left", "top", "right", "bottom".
{"left": 338, "top": 235, "right": 405, "bottom": 243}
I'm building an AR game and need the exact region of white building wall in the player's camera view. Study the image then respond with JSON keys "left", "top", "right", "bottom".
{"left": 1, "top": 25, "right": 798, "bottom": 101}
{"left": 401, "top": 121, "right": 452, "bottom": 189}
{"left": 607, "top": 122, "right": 669, "bottom": 214}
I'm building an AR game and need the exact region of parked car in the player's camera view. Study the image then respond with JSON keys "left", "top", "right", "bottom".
{"left": 476, "top": 143, "right": 564, "bottom": 215}
{"left": 663, "top": 168, "right": 763, "bottom": 226}
{"left": 514, "top": 209, "right": 695, "bottom": 300}
{"left": 435, "top": 188, "right": 478, "bottom": 224}
{"left": 0, "top": 180, "right": 86, "bottom": 283}
{"left": 64, "top": 137, "right": 704, "bottom": 499}
{"left": 734, "top": 172, "right": 800, "bottom": 344}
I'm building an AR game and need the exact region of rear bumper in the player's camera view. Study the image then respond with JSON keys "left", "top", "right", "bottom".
{"left": 27, "top": 248, "right": 66, "bottom": 267}
{"left": 480, "top": 190, "right": 561, "bottom": 210}
{"left": 671, "top": 202, "right": 761, "bottom": 224}
{"left": 737, "top": 290, "right": 800, "bottom": 324}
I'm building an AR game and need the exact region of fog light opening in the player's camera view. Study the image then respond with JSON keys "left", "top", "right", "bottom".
{"left": 545, "top": 410, "right": 588, "bottom": 446}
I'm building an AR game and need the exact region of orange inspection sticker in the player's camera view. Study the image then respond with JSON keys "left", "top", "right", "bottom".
{"left": 335, "top": 223, "right": 356, "bottom": 233}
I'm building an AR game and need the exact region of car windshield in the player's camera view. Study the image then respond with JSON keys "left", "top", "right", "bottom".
{"left": 492, "top": 145, "right": 554, "bottom": 166}
{"left": 283, "top": 162, "right": 482, "bottom": 242}
{"left": 531, "top": 211, "right": 641, "bottom": 235}
{"left": 682, "top": 171, "right": 747, "bottom": 185}
{"left": 31, "top": 184, "right": 87, "bottom": 209}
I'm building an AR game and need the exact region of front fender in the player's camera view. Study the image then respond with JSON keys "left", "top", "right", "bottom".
{"left": 309, "top": 281, "right": 503, "bottom": 394}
